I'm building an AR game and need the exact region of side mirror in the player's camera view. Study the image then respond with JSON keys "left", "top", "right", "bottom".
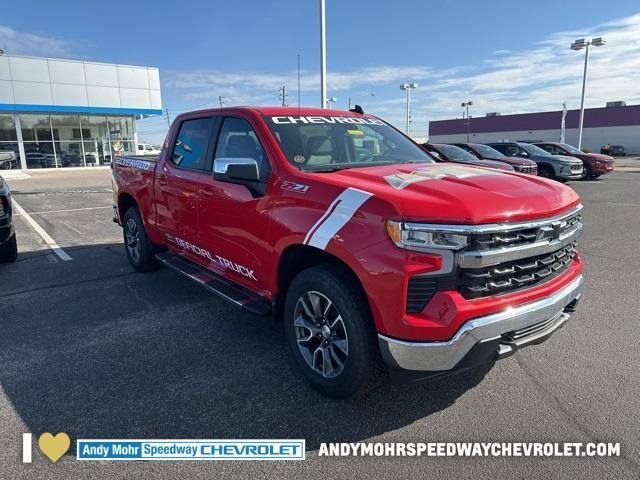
{"left": 213, "top": 157, "right": 265, "bottom": 196}
{"left": 214, "top": 157, "right": 260, "bottom": 181}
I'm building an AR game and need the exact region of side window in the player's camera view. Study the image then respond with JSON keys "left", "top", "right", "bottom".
{"left": 171, "top": 118, "right": 215, "bottom": 170}
{"left": 137, "top": 145, "right": 144, "bottom": 151}
{"left": 215, "top": 117, "right": 270, "bottom": 179}
{"left": 544, "top": 145, "right": 558, "bottom": 154}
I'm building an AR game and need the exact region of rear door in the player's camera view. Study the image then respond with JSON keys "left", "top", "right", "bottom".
{"left": 154, "top": 116, "right": 218, "bottom": 262}
{"left": 194, "top": 116, "right": 274, "bottom": 295}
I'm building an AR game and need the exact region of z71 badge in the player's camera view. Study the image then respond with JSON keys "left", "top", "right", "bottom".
{"left": 281, "top": 181, "right": 310, "bottom": 193}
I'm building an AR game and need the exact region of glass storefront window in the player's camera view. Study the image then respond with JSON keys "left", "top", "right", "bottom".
{"left": 109, "top": 117, "right": 134, "bottom": 141}
{"left": 51, "top": 115, "right": 81, "bottom": 143}
{"left": 0, "top": 142, "right": 21, "bottom": 170}
{"left": 19, "top": 114, "right": 53, "bottom": 142}
{"left": 23, "top": 142, "right": 57, "bottom": 168}
{"left": 0, "top": 115, "right": 17, "bottom": 142}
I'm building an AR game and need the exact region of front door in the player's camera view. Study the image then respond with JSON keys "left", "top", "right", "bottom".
{"left": 194, "top": 116, "right": 274, "bottom": 295}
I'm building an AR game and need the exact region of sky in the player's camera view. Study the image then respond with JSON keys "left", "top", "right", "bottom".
{"left": 2, "top": 0, "right": 640, "bottom": 143}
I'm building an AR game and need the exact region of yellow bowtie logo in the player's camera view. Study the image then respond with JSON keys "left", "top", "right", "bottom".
{"left": 38, "top": 432, "right": 70, "bottom": 462}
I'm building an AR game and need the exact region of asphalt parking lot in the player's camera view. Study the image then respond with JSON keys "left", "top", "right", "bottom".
{"left": 1, "top": 169, "right": 639, "bottom": 479}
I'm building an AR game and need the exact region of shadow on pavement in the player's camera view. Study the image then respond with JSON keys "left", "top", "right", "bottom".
{"left": 0, "top": 243, "right": 490, "bottom": 452}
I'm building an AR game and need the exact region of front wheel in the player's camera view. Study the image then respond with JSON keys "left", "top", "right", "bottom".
{"left": 122, "top": 207, "right": 159, "bottom": 272}
{"left": 284, "top": 264, "right": 380, "bottom": 398}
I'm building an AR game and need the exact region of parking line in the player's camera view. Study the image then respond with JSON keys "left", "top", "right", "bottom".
{"left": 12, "top": 199, "right": 73, "bottom": 262}
{"left": 13, "top": 205, "right": 113, "bottom": 216}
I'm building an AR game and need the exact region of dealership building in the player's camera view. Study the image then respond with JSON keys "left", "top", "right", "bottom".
{"left": 0, "top": 54, "right": 162, "bottom": 170}
{"left": 428, "top": 103, "right": 640, "bottom": 154}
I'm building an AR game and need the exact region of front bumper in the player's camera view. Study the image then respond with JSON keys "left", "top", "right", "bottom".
{"left": 379, "top": 274, "right": 583, "bottom": 372}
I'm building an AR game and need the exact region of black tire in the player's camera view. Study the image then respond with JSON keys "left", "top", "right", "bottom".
{"left": 0, "top": 232, "right": 18, "bottom": 263}
{"left": 122, "top": 207, "right": 159, "bottom": 272}
{"left": 581, "top": 164, "right": 595, "bottom": 180}
{"left": 284, "top": 264, "right": 381, "bottom": 399}
{"left": 537, "top": 164, "right": 554, "bottom": 179}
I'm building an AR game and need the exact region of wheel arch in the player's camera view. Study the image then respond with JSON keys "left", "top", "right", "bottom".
{"left": 274, "top": 243, "right": 376, "bottom": 325}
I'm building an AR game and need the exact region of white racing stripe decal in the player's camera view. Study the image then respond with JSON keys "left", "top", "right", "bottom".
{"left": 304, "top": 188, "right": 373, "bottom": 250}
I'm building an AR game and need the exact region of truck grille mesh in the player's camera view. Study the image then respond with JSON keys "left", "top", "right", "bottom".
{"left": 459, "top": 242, "right": 577, "bottom": 299}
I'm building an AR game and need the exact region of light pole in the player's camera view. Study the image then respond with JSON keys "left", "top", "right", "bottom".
{"left": 319, "top": 0, "right": 327, "bottom": 108}
{"left": 325, "top": 97, "right": 337, "bottom": 109}
{"left": 348, "top": 92, "right": 374, "bottom": 110}
{"left": 571, "top": 37, "right": 606, "bottom": 150}
{"left": 461, "top": 101, "right": 473, "bottom": 142}
{"left": 400, "top": 83, "right": 418, "bottom": 135}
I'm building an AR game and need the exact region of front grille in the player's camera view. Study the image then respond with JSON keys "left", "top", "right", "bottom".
{"left": 570, "top": 162, "right": 583, "bottom": 172}
{"left": 460, "top": 242, "right": 576, "bottom": 299}
{"left": 0, "top": 196, "right": 7, "bottom": 216}
{"left": 404, "top": 207, "right": 582, "bottom": 312}
{"left": 502, "top": 313, "right": 562, "bottom": 343}
{"left": 517, "top": 165, "right": 537, "bottom": 175}
{"left": 469, "top": 212, "right": 581, "bottom": 251}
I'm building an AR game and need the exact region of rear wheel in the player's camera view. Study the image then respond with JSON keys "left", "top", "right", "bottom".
{"left": 123, "top": 207, "right": 159, "bottom": 272}
{"left": 284, "top": 264, "right": 380, "bottom": 398}
{"left": 0, "top": 232, "right": 18, "bottom": 263}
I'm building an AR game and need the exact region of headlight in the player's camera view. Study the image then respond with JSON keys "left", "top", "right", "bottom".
{"left": 386, "top": 221, "right": 469, "bottom": 251}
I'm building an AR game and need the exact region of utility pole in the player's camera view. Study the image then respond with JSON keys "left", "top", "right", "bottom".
{"left": 279, "top": 85, "right": 288, "bottom": 106}
{"left": 319, "top": 0, "right": 327, "bottom": 108}
{"left": 461, "top": 101, "right": 473, "bottom": 142}
{"left": 297, "top": 54, "right": 301, "bottom": 108}
{"left": 164, "top": 109, "right": 171, "bottom": 128}
{"left": 218, "top": 96, "right": 223, "bottom": 108}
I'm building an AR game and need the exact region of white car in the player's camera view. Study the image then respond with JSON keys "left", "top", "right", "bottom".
{"left": 136, "top": 143, "right": 162, "bottom": 155}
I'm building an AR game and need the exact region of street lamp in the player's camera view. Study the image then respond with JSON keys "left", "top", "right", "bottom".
{"left": 326, "top": 97, "right": 337, "bottom": 109}
{"left": 319, "top": 0, "right": 327, "bottom": 108}
{"left": 348, "top": 92, "right": 375, "bottom": 110}
{"left": 461, "top": 101, "right": 473, "bottom": 142}
{"left": 400, "top": 83, "right": 418, "bottom": 135}
{"left": 571, "top": 37, "right": 606, "bottom": 150}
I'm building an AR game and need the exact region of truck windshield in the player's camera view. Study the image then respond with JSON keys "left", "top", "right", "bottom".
{"left": 263, "top": 115, "right": 433, "bottom": 170}
{"left": 559, "top": 143, "right": 583, "bottom": 154}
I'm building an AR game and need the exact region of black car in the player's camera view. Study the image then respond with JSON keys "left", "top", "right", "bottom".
{"left": 421, "top": 143, "right": 514, "bottom": 171}
{"left": 0, "top": 173, "right": 18, "bottom": 262}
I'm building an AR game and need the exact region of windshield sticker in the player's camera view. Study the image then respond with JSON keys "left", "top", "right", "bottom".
{"left": 346, "top": 129, "right": 364, "bottom": 136}
{"left": 385, "top": 165, "right": 502, "bottom": 190}
{"left": 269, "top": 116, "right": 384, "bottom": 125}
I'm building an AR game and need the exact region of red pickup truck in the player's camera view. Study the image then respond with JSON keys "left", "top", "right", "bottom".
{"left": 112, "top": 106, "right": 584, "bottom": 398}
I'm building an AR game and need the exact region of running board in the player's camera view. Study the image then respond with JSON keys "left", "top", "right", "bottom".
{"left": 156, "top": 251, "right": 272, "bottom": 317}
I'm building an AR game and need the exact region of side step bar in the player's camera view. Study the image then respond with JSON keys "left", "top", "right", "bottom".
{"left": 156, "top": 251, "right": 272, "bottom": 317}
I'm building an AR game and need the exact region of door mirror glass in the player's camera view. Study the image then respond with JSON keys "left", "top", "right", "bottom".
{"left": 214, "top": 157, "right": 260, "bottom": 182}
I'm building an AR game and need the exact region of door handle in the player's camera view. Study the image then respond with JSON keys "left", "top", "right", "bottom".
{"left": 200, "top": 188, "right": 215, "bottom": 197}
{"left": 158, "top": 175, "right": 168, "bottom": 186}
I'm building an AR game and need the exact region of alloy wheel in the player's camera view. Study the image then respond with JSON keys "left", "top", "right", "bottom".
{"left": 293, "top": 290, "right": 349, "bottom": 378}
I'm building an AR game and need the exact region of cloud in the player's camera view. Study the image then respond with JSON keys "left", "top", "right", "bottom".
{"left": 0, "top": 25, "right": 75, "bottom": 57}
{"left": 166, "top": 12, "right": 640, "bottom": 135}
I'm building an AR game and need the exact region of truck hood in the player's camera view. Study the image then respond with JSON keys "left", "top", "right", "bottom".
{"left": 581, "top": 152, "right": 613, "bottom": 161}
{"left": 323, "top": 163, "right": 580, "bottom": 224}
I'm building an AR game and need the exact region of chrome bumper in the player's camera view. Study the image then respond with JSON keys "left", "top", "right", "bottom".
{"left": 378, "top": 274, "right": 583, "bottom": 372}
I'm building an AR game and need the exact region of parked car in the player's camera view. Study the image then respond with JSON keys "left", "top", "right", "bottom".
{"left": 609, "top": 145, "right": 626, "bottom": 157}
{"left": 534, "top": 142, "right": 614, "bottom": 179}
{"left": 451, "top": 143, "right": 538, "bottom": 175}
{"left": 0, "top": 150, "right": 18, "bottom": 170}
{"left": 487, "top": 142, "right": 583, "bottom": 182}
{"left": 421, "top": 143, "right": 514, "bottom": 171}
{"left": 0, "top": 173, "right": 18, "bottom": 262}
{"left": 136, "top": 143, "right": 162, "bottom": 155}
{"left": 112, "top": 106, "right": 584, "bottom": 398}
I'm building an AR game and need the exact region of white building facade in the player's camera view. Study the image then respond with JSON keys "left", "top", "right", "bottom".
{"left": 0, "top": 54, "right": 162, "bottom": 170}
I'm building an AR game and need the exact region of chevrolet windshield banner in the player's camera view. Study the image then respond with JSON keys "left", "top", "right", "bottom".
{"left": 76, "top": 439, "right": 305, "bottom": 461}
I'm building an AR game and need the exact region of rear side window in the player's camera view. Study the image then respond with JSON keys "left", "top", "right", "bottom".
{"left": 171, "top": 118, "right": 215, "bottom": 170}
